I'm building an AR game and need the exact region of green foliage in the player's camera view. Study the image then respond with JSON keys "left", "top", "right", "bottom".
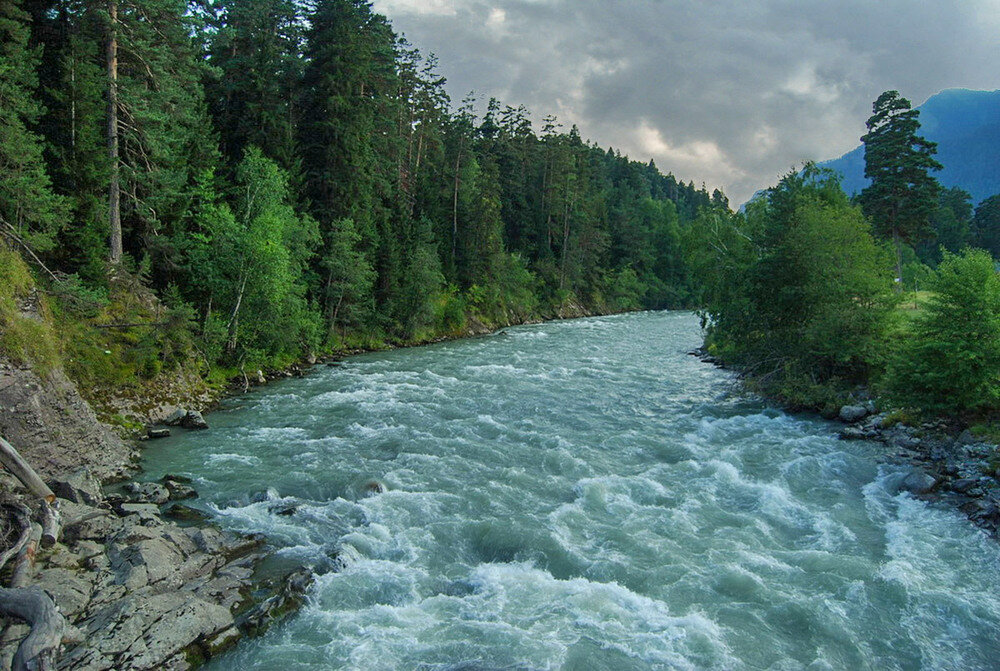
{"left": 0, "top": 247, "right": 61, "bottom": 373}
{"left": 885, "top": 249, "right": 1000, "bottom": 416}
{"left": 860, "top": 90, "right": 942, "bottom": 282}
{"left": 698, "top": 167, "right": 895, "bottom": 407}
{"left": 972, "top": 193, "right": 1000, "bottom": 258}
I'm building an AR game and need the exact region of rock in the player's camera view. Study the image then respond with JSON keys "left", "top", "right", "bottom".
{"left": 119, "top": 503, "right": 164, "bottom": 525}
{"left": 125, "top": 481, "right": 171, "bottom": 505}
{"left": 950, "top": 478, "right": 980, "bottom": 494}
{"left": 147, "top": 427, "right": 171, "bottom": 439}
{"left": 163, "top": 479, "right": 198, "bottom": 501}
{"left": 898, "top": 469, "right": 940, "bottom": 495}
{"left": 957, "top": 429, "right": 977, "bottom": 445}
{"left": 839, "top": 405, "right": 869, "bottom": 423}
{"left": 163, "top": 408, "right": 189, "bottom": 426}
{"left": 362, "top": 479, "right": 387, "bottom": 496}
{"left": 51, "top": 467, "right": 103, "bottom": 505}
{"left": 163, "top": 503, "right": 210, "bottom": 523}
{"left": 838, "top": 426, "right": 872, "bottom": 441}
{"left": 181, "top": 410, "right": 209, "bottom": 430}
{"left": 270, "top": 503, "right": 297, "bottom": 517}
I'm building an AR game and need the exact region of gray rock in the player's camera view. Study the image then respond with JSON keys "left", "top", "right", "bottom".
{"left": 163, "top": 408, "right": 188, "bottom": 426}
{"left": 51, "top": 467, "right": 103, "bottom": 505}
{"left": 899, "top": 469, "right": 939, "bottom": 495}
{"left": 163, "top": 479, "right": 198, "bottom": 501}
{"left": 163, "top": 503, "right": 210, "bottom": 523}
{"left": 838, "top": 426, "right": 871, "bottom": 441}
{"left": 839, "top": 405, "right": 869, "bottom": 423}
{"left": 950, "top": 478, "right": 980, "bottom": 493}
{"left": 125, "top": 482, "right": 171, "bottom": 505}
{"left": 181, "top": 410, "right": 209, "bottom": 430}
{"left": 147, "top": 427, "right": 171, "bottom": 439}
{"left": 957, "top": 429, "right": 977, "bottom": 445}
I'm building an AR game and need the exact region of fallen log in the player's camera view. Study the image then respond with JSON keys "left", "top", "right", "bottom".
{"left": 39, "top": 503, "right": 59, "bottom": 550}
{"left": 0, "top": 438, "right": 55, "bottom": 504}
{"left": 10, "top": 524, "right": 41, "bottom": 589}
{"left": 0, "top": 586, "right": 75, "bottom": 671}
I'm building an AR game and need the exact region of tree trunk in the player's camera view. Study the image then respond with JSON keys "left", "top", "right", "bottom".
{"left": 893, "top": 229, "right": 903, "bottom": 293}
{"left": 107, "top": 0, "right": 121, "bottom": 266}
{"left": 452, "top": 151, "right": 461, "bottom": 268}
{"left": 226, "top": 273, "right": 248, "bottom": 352}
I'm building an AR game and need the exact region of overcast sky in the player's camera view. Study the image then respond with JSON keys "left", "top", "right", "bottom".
{"left": 371, "top": 0, "right": 1000, "bottom": 204}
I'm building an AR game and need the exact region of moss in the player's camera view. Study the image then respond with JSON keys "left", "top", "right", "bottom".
{"left": 0, "top": 247, "right": 62, "bottom": 374}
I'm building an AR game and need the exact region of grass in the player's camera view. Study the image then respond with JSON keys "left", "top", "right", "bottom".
{"left": 0, "top": 247, "right": 62, "bottom": 374}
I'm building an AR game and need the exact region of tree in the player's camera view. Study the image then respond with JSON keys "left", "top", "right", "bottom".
{"left": 860, "top": 90, "right": 942, "bottom": 288}
{"left": 972, "top": 193, "right": 1000, "bottom": 258}
{"left": 0, "top": 0, "right": 67, "bottom": 251}
{"left": 885, "top": 249, "right": 1000, "bottom": 416}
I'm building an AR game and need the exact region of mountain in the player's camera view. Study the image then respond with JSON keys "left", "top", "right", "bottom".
{"left": 820, "top": 88, "right": 1000, "bottom": 205}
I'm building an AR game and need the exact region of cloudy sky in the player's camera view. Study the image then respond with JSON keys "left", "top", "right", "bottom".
{"left": 371, "top": 0, "right": 1000, "bottom": 204}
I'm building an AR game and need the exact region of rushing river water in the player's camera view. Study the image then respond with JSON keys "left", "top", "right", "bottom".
{"left": 144, "top": 312, "right": 1000, "bottom": 670}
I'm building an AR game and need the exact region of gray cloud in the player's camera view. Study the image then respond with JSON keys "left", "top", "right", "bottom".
{"left": 373, "top": 0, "right": 1000, "bottom": 203}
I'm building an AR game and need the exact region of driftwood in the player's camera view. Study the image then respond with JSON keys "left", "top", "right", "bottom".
{"left": 10, "top": 525, "right": 41, "bottom": 590}
{"left": 0, "top": 438, "right": 55, "bottom": 504}
{"left": 0, "top": 504, "right": 31, "bottom": 574}
{"left": 0, "top": 586, "right": 76, "bottom": 671}
{"left": 39, "top": 503, "right": 59, "bottom": 551}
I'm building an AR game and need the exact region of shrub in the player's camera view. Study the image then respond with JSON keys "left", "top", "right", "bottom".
{"left": 885, "top": 249, "right": 1000, "bottom": 416}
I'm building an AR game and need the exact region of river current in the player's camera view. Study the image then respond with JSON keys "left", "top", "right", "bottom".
{"left": 143, "top": 311, "right": 1000, "bottom": 670}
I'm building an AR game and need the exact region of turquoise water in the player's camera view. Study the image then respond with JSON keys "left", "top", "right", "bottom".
{"left": 143, "top": 312, "right": 1000, "bottom": 670}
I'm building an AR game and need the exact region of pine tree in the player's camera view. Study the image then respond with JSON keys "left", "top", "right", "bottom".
{"left": 860, "top": 90, "right": 942, "bottom": 287}
{"left": 0, "top": 0, "right": 67, "bottom": 252}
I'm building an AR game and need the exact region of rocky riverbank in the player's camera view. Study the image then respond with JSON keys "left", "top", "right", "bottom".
{"left": 0, "top": 357, "right": 313, "bottom": 669}
{"left": 691, "top": 348, "right": 1000, "bottom": 540}
{"left": 836, "top": 408, "right": 1000, "bottom": 537}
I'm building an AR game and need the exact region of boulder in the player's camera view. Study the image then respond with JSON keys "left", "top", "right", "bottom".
{"left": 125, "top": 482, "right": 171, "bottom": 505}
{"left": 163, "top": 409, "right": 188, "bottom": 426}
{"left": 899, "top": 469, "right": 939, "bottom": 495}
{"left": 163, "top": 479, "right": 198, "bottom": 501}
{"left": 838, "top": 405, "right": 869, "bottom": 423}
{"left": 147, "top": 428, "right": 171, "bottom": 439}
{"left": 163, "top": 503, "right": 210, "bottom": 524}
{"left": 950, "top": 478, "right": 980, "bottom": 494}
{"left": 181, "top": 410, "right": 209, "bottom": 430}
{"left": 51, "top": 467, "right": 103, "bottom": 505}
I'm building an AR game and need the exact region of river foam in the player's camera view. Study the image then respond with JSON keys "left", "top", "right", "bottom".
{"left": 144, "top": 312, "right": 1000, "bottom": 670}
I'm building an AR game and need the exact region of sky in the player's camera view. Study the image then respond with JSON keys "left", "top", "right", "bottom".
{"left": 370, "top": 0, "right": 1000, "bottom": 204}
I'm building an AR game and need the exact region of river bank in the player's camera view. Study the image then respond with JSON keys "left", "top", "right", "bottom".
{"left": 0, "top": 299, "right": 614, "bottom": 669}
{"left": 692, "top": 348, "right": 1000, "bottom": 542}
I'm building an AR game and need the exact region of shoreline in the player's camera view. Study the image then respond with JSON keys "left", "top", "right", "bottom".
{"left": 691, "top": 348, "right": 1000, "bottom": 541}
{"left": 0, "top": 304, "right": 638, "bottom": 669}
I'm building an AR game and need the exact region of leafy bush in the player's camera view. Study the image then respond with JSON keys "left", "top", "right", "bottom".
{"left": 884, "top": 249, "right": 1000, "bottom": 416}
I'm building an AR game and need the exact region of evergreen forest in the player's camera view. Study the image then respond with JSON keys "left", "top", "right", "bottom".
{"left": 0, "top": 0, "right": 726, "bottom": 396}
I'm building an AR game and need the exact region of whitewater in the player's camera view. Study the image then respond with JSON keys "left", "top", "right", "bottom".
{"left": 143, "top": 311, "right": 1000, "bottom": 670}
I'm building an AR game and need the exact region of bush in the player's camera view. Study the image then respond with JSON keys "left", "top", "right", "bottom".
{"left": 885, "top": 249, "right": 1000, "bottom": 416}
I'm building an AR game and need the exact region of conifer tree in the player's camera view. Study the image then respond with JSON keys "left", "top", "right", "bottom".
{"left": 860, "top": 90, "right": 942, "bottom": 287}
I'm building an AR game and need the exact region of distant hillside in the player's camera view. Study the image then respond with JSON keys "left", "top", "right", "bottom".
{"left": 820, "top": 88, "right": 1000, "bottom": 205}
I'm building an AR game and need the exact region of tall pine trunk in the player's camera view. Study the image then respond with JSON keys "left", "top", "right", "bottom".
{"left": 106, "top": 0, "right": 121, "bottom": 266}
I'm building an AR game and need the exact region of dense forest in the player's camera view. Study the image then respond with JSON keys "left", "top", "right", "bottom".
{"left": 0, "top": 0, "right": 726, "bottom": 395}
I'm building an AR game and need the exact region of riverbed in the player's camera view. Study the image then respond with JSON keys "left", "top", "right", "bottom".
{"left": 143, "top": 311, "right": 1000, "bottom": 670}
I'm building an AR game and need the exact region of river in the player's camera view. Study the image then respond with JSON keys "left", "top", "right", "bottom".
{"left": 143, "top": 311, "right": 1000, "bottom": 670}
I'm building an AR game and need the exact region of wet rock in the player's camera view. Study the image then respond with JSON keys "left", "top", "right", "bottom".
{"left": 51, "top": 467, "right": 103, "bottom": 505}
{"left": 163, "top": 503, "right": 210, "bottom": 523}
{"left": 839, "top": 426, "right": 874, "bottom": 441}
{"left": 270, "top": 503, "right": 297, "bottom": 517}
{"left": 899, "top": 469, "right": 940, "bottom": 495}
{"left": 125, "top": 481, "right": 171, "bottom": 505}
{"left": 950, "top": 478, "right": 980, "bottom": 494}
{"left": 362, "top": 479, "right": 387, "bottom": 496}
{"left": 147, "top": 427, "right": 171, "bottom": 439}
{"left": 163, "top": 478, "right": 198, "bottom": 501}
{"left": 236, "top": 569, "right": 314, "bottom": 638}
{"left": 181, "top": 410, "right": 209, "bottom": 430}
{"left": 839, "top": 405, "right": 869, "bottom": 423}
